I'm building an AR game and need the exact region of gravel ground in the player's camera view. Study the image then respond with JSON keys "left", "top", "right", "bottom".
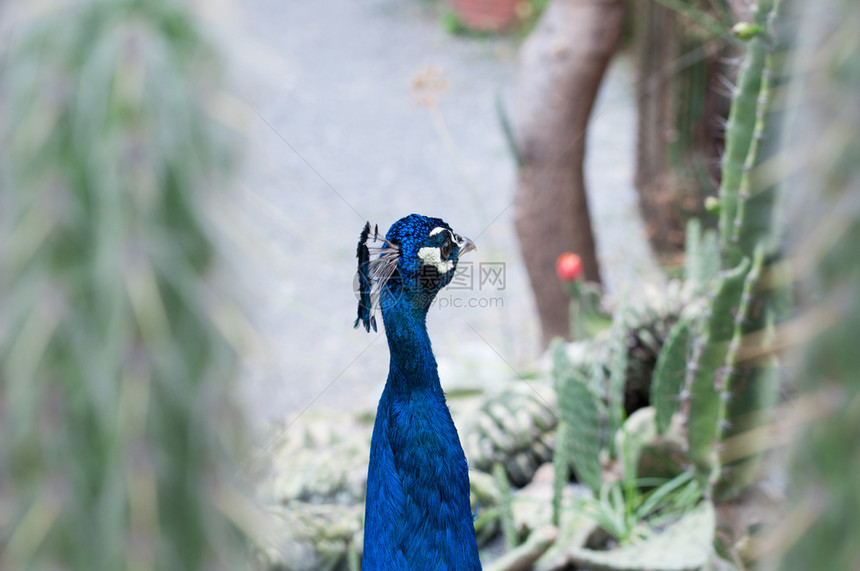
{"left": 209, "top": 0, "right": 663, "bottom": 435}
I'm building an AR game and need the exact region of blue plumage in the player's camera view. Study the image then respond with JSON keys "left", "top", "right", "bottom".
{"left": 355, "top": 214, "right": 480, "bottom": 570}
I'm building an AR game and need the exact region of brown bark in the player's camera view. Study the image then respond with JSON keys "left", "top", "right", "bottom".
{"left": 633, "top": 2, "right": 734, "bottom": 256}
{"left": 513, "top": 0, "right": 624, "bottom": 348}
{"left": 634, "top": 1, "right": 682, "bottom": 252}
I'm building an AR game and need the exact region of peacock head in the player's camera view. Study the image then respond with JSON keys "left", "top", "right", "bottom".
{"left": 353, "top": 213, "right": 476, "bottom": 332}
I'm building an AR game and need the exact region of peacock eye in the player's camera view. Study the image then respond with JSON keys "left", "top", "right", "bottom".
{"left": 439, "top": 238, "right": 452, "bottom": 260}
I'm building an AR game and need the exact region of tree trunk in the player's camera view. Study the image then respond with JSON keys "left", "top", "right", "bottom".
{"left": 634, "top": 2, "right": 683, "bottom": 254}
{"left": 513, "top": 0, "right": 624, "bottom": 348}
{"left": 634, "top": 1, "right": 734, "bottom": 258}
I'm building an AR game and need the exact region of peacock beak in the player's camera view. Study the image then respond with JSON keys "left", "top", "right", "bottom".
{"left": 457, "top": 235, "right": 476, "bottom": 256}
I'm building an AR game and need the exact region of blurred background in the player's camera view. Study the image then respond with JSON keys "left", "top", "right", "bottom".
{"left": 1, "top": 0, "right": 858, "bottom": 570}
{"left": 218, "top": 0, "right": 659, "bottom": 431}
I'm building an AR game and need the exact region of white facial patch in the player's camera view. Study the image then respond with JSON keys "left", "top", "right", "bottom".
{"left": 417, "top": 246, "right": 455, "bottom": 273}
{"left": 429, "top": 227, "right": 446, "bottom": 237}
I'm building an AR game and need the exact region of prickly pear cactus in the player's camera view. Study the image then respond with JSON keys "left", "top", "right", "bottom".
{"left": 553, "top": 342, "right": 605, "bottom": 497}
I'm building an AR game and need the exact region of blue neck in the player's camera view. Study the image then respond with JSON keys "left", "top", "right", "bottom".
{"left": 380, "top": 289, "right": 440, "bottom": 394}
{"left": 363, "top": 286, "right": 481, "bottom": 569}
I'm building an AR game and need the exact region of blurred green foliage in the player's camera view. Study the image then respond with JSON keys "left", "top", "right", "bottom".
{"left": 776, "top": 0, "right": 860, "bottom": 568}
{"left": 0, "top": 0, "right": 247, "bottom": 569}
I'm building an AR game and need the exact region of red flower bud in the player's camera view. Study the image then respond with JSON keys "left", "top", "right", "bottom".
{"left": 556, "top": 252, "right": 583, "bottom": 282}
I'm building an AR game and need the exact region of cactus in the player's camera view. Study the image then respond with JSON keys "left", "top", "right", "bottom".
{"left": 551, "top": 282, "right": 700, "bottom": 521}
{"left": 685, "top": 258, "right": 751, "bottom": 485}
{"left": 567, "top": 501, "right": 715, "bottom": 571}
{"left": 718, "top": 0, "right": 775, "bottom": 265}
{"left": 253, "top": 503, "right": 364, "bottom": 571}
{"left": 713, "top": 0, "right": 792, "bottom": 497}
{"left": 552, "top": 342, "right": 605, "bottom": 496}
{"left": 606, "top": 297, "right": 631, "bottom": 458}
{"left": 462, "top": 384, "right": 558, "bottom": 487}
{"left": 551, "top": 400, "right": 574, "bottom": 527}
{"left": 0, "top": 1, "right": 246, "bottom": 569}
{"left": 647, "top": 0, "right": 790, "bottom": 495}
{"left": 715, "top": 248, "right": 781, "bottom": 498}
{"left": 494, "top": 462, "right": 520, "bottom": 550}
{"left": 733, "top": 0, "right": 793, "bottom": 260}
{"left": 470, "top": 469, "right": 504, "bottom": 546}
{"left": 684, "top": 218, "right": 720, "bottom": 288}
{"left": 651, "top": 319, "right": 692, "bottom": 435}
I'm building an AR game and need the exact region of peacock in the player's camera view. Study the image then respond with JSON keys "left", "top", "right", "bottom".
{"left": 354, "top": 214, "right": 482, "bottom": 570}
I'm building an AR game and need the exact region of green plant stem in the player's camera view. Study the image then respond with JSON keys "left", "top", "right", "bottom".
{"left": 717, "top": 245, "right": 765, "bottom": 441}
{"left": 493, "top": 462, "right": 519, "bottom": 549}
{"left": 719, "top": 0, "right": 775, "bottom": 265}
{"left": 607, "top": 295, "right": 630, "bottom": 459}
{"left": 686, "top": 258, "right": 751, "bottom": 486}
{"left": 733, "top": 0, "right": 789, "bottom": 259}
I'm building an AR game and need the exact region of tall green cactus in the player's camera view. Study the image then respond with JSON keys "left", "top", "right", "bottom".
{"left": 733, "top": 2, "right": 794, "bottom": 261}
{"left": 0, "top": 1, "right": 246, "bottom": 569}
{"left": 648, "top": 0, "right": 791, "bottom": 495}
{"left": 719, "top": 0, "right": 774, "bottom": 266}
{"left": 684, "top": 257, "right": 751, "bottom": 485}
{"left": 715, "top": 0, "right": 793, "bottom": 497}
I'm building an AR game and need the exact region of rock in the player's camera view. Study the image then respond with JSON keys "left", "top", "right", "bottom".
{"left": 484, "top": 525, "right": 558, "bottom": 571}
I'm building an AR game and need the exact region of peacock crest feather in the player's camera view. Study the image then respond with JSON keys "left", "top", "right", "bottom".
{"left": 354, "top": 222, "right": 401, "bottom": 332}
